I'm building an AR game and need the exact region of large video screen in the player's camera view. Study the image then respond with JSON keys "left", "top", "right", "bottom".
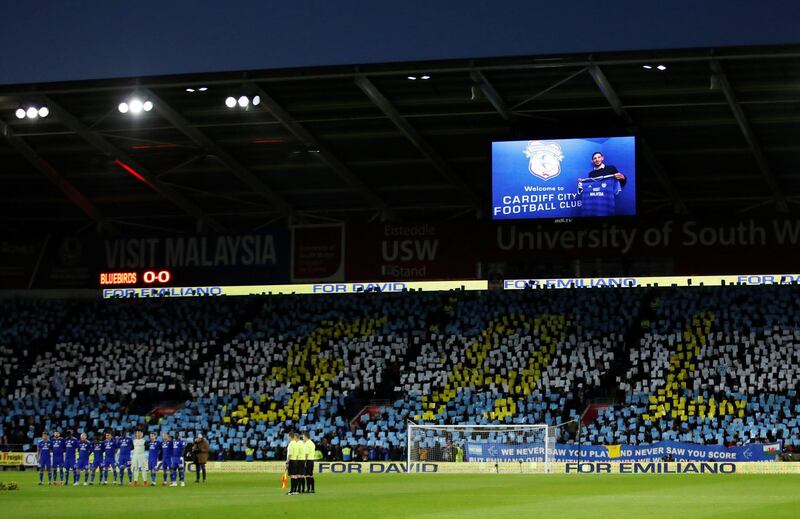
{"left": 492, "top": 136, "right": 636, "bottom": 220}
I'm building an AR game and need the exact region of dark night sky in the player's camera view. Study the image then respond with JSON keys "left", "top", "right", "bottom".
{"left": 1, "top": 0, "right": 799, "bottom": 85}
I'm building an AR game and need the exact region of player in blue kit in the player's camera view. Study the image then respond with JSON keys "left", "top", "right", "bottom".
{"left": 102, "top": 431, "right": 118, "bottom": 485}
{"left": 148, "top": 432, "right": 162, "bottom": 486}
{"left": 90, "top": 437, "right": 104, "bottom": 485}
{"left": 77, "top": 433, "right": 92, "bottom": 486}
{"left": 63, "top": 431, "right": 78, "bottom": 486}
{"left": 37, "top": 431, "right": 53, "bottom": 486}
{"left": 171, "top": 434, "right": 186, "bottom": 487}
{"left": 51, "top": 430, "right": 65, "bottom": 485}
{"left": 161, "top": 432, "right": 173, "bottom": 486}
{"left": 117, "top": 431, "right": 133, "bottom": 485}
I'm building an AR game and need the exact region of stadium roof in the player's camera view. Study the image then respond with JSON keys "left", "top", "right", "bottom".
{"left": 1, "top": 45, "right": 800, "bottom": 233}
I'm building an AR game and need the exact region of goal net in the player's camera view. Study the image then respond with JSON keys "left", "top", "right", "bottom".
{"left": 407, "top": 423, "right": 559, "bottom": 474}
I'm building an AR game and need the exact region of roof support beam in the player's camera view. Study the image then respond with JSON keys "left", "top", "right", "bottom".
{"left": 469, "top": 71, "right": 512, "bottom": 120}
{"left": 710, "top": 59, "right": 788, "bottom": 212}
{"left": 588, "top": 65, "right": 689, "bottom": 214}
{"left": 246, "top": 83, "right": 392, "bottom": 216}
{"left": 141, "top": 88, "right": 294, "bottom": 217}
{"left": 354, "top": 75, "right": 481, "bottom": 209}
{"left": 0, "top": 118, "right": 114, "bottom": 232}
{"left": 40, "top": 96, "right": 225, "bottom": 232}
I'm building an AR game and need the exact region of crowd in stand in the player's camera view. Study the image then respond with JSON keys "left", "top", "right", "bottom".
{"left": 1, "top": 286, "right": 798, "bottom": 460}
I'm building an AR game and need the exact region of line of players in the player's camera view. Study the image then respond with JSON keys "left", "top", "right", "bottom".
{"left": 36, "top": 429, "right": 193, "bottom": 487}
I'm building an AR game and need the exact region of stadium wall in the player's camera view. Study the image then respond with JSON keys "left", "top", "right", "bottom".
{"left": 6, "top": 217, "right": 800, "bottom": 289}
{"left": 201, "top": 461, "right": 800, "bottom": 475}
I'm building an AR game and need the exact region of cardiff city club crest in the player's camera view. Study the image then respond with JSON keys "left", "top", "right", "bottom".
{"left": 523, "top": 141, "right": 564, "bottom": 181}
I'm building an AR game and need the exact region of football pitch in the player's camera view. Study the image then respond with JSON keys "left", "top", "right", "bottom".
{"left": 2, "top": 472, "right": 799, "bottom": 518}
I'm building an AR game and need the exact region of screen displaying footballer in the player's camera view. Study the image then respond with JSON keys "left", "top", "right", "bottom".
{"left": 492, "top": 136, "right": 636, "bottom": 220}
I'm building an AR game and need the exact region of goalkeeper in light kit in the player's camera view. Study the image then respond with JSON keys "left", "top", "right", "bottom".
{"left": 302, "top": 432, "right": 316, "bottom": 494}
{"left": 131, "top": 430, "right": 148, "bottom": 486}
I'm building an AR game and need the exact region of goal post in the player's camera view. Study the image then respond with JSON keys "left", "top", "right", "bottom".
{"left": 406, "top": 422, "right": 561, "bottom": 474}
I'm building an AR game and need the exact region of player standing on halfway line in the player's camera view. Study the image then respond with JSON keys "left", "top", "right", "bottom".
{"left": 90, "top": 436, "right": 104, "bottom": 485}
{"left": 161, "top": 432, "right": 173, "bottom": 486}
{"left": 302, "top": 432, "right": 316, "bottom": 494}
{"left": 131, "top": 430, "right": 148, "bottom": 486}
{"left": 148, "top": 432, "right": 162, "bottom": 486}
{"left": 77, "top": 433, "right": 92, "bottom": 486}
{"left": 51, "top": 430, "right": 65, "bottom": 485}
{"left": 37, "top": 431, "right": 52, "bottom": 486}
{"left": 118, "top": 430, "right": 133, "bottom": 485}
{"left": 286, "top": 432, "right": 301, "bottom": 495}
{"left": 170, "top": 433, "right": 186, "bottom": 487}
{"left": 103, "top": 431, "right": 118, "bottom": 485}
{"left": 64, "top": 431, "right": 79, "bottom": 486}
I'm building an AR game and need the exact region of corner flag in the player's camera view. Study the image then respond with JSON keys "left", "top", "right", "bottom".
{"left": 281, "top": 471, "right": 287, "bottom": 489}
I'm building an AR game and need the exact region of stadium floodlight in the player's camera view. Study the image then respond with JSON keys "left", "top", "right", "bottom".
{"left": 225, "top": 96, "right": 237, "bottom": 108}
{"left": 198, "top": 87, "right": 208, "bottom": 91}
{"left": 421, "top": 75, "right": 431, "bottom": 80}
{"left": 15, "top": 108, "right": 26, "bottom": 119}
{"left": 119, "top": 96, "right": 152, "bottom": 115}
{"left": 237, "top": 95, "right": 249, "bottom": 107}
{"left": 407, "top": 76, "right": 417, "bottom": 80}
{"left": 129, "top": 99, "right": 144, "bottom": 114}
{"left": 37, "top": 107, "right": 49, "bottom": 118}
{"left": 252, "top": 95, "right": 261, "bottom": 106}
{"left": 642, "top": 65, "right": 653, "bottom": 69}
{"left": 185, "top": 88, "right": 196, "bottom": 93}
{"left": 657, "top": 64, "right": 667, "bottom": 71}
{"left": 26, "top": 107, "right": 38, "bottom": 119}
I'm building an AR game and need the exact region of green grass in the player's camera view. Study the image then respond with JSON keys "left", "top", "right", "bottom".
{"left": 1, "top": 472, "right": 799, "bottom": 518}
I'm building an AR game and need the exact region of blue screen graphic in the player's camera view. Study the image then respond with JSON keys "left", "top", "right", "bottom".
{"left": 492, "top": 136, "right": 636, "bottom": 220}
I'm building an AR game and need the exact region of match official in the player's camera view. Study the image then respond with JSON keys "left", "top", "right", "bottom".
{"left": 302, "top": 432, "right": 315, "bottom": 494}
{"left": 286, "top": 433, "right": 302, "bottom": 495}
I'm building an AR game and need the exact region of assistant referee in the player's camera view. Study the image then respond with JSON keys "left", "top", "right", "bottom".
{"left": 286, "top": 433, "right": 302, "bottom": 495}
{"left": 302, "top": 432, "right": 316, "bottom": 494}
